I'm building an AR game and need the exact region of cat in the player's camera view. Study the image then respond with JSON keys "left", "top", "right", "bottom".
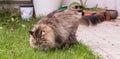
{"left": 29, "top": 9, "right": 105, "bottom": 50}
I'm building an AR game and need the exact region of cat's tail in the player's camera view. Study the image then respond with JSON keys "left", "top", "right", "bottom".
{"left": 81, "top": 14, "right": 105, "bottom": 26}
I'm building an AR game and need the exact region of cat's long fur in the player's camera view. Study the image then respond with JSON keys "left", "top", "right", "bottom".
{"left": 29, "top": 9, "right": 105, "bottom": 50}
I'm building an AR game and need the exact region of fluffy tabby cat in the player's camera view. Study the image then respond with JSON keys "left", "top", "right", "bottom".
{"left": 29, "top": 9, "right": 105, "bottom": 50}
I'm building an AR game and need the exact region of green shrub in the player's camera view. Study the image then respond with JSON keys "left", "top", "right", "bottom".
{"left": 0, "top": 6, "right": 20, "bottom": 22}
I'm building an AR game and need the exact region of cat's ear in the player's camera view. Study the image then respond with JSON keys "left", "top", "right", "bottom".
{"left": 29, "top": 31, "right": 34, "bottom": 35}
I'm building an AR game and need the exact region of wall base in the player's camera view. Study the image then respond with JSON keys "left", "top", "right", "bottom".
{"left": 117, "top": 17, "right": 120, "bottom": 19}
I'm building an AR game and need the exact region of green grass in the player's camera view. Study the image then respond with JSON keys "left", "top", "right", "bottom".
{"left": 0, "top": 18, "right": 101, "bottom": 59}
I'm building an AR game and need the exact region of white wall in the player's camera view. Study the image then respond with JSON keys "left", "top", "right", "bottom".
{"left": 62, "top": 0, "right": 120, "bottom": 16}
{"left": 62, "top": 0, "right": 116, "bottom": 9}
{"left": 62, "top": 0, "right": 80, "bottom": 6}
{"left": 117, "top": 0, "right": 120, "bottom": 17}
{"left": 86, "top": 0, "right": 116, "bottom": 9}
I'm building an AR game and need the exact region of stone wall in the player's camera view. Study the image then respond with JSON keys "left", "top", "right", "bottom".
{"left": 0, "top": 0, "right": 32, "bottom": 9}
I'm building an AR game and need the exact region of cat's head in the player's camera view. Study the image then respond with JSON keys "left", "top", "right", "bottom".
{"left": 29, "top": 24, "right": 56, "bottom": 50}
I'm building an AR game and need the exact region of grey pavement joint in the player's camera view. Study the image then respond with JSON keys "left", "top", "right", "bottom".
{"left": 76, "top": 19, "right": 120, "bottom": 59}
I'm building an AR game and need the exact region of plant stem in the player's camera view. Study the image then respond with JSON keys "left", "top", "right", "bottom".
{"left": 80, "top": 0, "right": 83, "bottom": 5}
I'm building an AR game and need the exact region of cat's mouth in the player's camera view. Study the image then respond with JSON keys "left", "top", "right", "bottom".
{"left": 39, "top": 42, "right": 50, "bottom": 51}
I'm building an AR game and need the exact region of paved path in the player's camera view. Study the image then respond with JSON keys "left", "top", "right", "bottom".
{"left": 76, "top": 19, "right": 120, "bottom": 59}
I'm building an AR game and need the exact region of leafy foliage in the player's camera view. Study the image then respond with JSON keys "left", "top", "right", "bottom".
{"left": 0, "top": 6, "right": 21, "bottom": 24}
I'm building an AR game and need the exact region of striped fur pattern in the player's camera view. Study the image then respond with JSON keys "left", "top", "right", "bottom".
{"left": 82, "top": 13, "right": 105, "bottom": 25}
{"left": 29, "top": 9, "right": 105, "bottom": 50}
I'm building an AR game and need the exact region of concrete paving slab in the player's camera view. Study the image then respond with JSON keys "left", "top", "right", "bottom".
{"left": 102, "top": 47, "right": 120, "bottom": 55}
{"left": 76, "top": 19, "right": 120, "bottom": 59}
{"left": 112, "top": 54, "right": 120, "bottom": 59}
{"left": 92, "top": 48, "right": 115, "bottom": 59}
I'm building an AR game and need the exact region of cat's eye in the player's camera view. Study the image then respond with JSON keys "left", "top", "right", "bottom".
{"left": 42, "top": 31, "right": 46, "bottom": 35}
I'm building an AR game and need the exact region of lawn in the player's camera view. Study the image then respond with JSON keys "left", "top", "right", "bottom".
{"left": 0, "top": 17, "right": 101, "bottom": 59}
